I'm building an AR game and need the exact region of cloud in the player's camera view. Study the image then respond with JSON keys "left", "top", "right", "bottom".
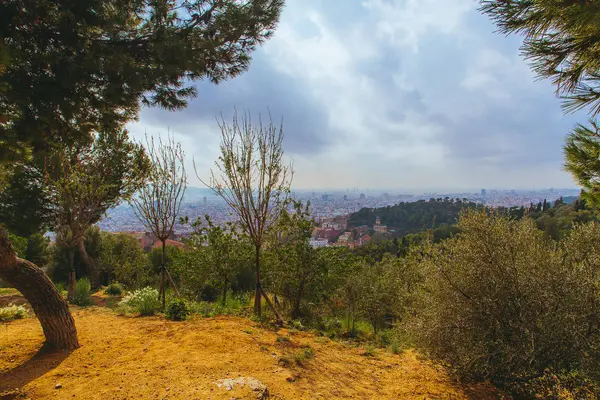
{"left": 130, "top": 0, "right": 582, "bottom": 190}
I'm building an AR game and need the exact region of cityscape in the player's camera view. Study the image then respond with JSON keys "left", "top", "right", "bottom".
{"left": 98, "top": 186, "right": 580, "bottom": 249}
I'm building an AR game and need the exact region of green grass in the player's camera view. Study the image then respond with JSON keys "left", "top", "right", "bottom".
{"left": 0, "top": 288, "right": 19, "bottom": 296}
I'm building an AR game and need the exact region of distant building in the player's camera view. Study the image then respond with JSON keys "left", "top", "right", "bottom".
{"left": 373, "top": 216, "right": 388, "bottom": 234}
{"left": 322, "top": 193, "right": 329, "bottom": 201}
{"left": 360, "top": 193, "right": 366, "bottom": 200}
{"left": 309, "top": 239, "right": 329, "bottom": 248}
{"left": 481, "top": 189, "right": 487, "bottom": 196}
{"left": 203, "top": 196, "right": 207, "bottom": 206}
{"left": 343, "top": 194, "right": 348, "bottom": 201}
{"left": 151, "top": 239, "right": 185, "bottom": 250}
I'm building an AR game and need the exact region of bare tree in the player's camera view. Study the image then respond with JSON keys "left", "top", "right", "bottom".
{"left": 131, "top": 134, "right": 187, "bottom": 310}
{"left": 199, "top": 111, "right": 292, "bottom": 320}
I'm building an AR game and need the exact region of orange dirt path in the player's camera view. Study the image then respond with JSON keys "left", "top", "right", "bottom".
{"left": 0, "top": 307, "right": 503, "bottom": 399}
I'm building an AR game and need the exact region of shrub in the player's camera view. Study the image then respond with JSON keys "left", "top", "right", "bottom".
{"left": 119, "top": 287, "right": 160, "bottom": 316}
{"left": 104, "top": 282, "right": 124, "bottom": 296}
{"left": 0, "top": 304, "right": 28, "bottom": 321}
{"left": 165, "top": 298, "right": 189, "bottom": 321}
{"left": 407, "top": 211, "right": 600, "bottom": 396}
{"left": 71, "top": 277, "right": 92, "bottom": 306}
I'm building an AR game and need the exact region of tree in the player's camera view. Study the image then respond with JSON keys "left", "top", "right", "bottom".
{"left": 0, "top": 164, "right": 52, "bottom": 237}
{"left": 564, "top": 120, "right": 600, "bottom": 208}
{"left": 186, "top": 215, "right": 251, "bottom": 305}
{"left": 0, "top": 227, "right": 79, "bottom": 350}
{"left": 202, "top": 111, "right": 292, "bottom": 320}
{"left": 0, "top": 0, "right": 285, "bottom": 161}
{"left": 479, "top": 0, "right": 600, "bottom": 115}
{"left": 479, "top": 1, "right": 600, "bottom": 206}
{"left": 47, "top": 130, "right": 148, "bottom": 294}
{"left": 265, "top": 200, "right": 327, "bottom": 319}
{"left": 131, "top": 134, "right": 187, "bottom": 310}
{"left": 0, "top": 0, "right": 284, "bottom": 353}
{"left": 97, "top": 233, "right": 149, "bottom": 289}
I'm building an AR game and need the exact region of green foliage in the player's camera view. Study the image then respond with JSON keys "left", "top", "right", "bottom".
{"left": 0, "top": 165, "right": 52, "bottom": 236}
{"left": 0, "top": 0, "right": 285, "bottom": 161}
{"left": 293, "top": 346, "right": 314, "bottom": 366}
{"left": 7, "top": 233, "right": 27, "bottom": 258}
{"left": 405, "top": 210, "right": 600, "bottom": 395}
{"left": 71, "top": 278, "right": 92, "bottom": 307}
{"left": 264, "top": 200, "right": 329, "bottom": 319}
{"left": 564, "top": 120, "right": 600, "bottom": 208}
{"left": 119, "top": 287, "right": 161, "bottom": 316}
{"left": 165, "top": 298, "right": 190, "bottom": 321}
{"left": 0, "top": 304, "right": 28, "bottom": 321}
{"left": 98, "top": 233, "right": 150, "bottom": 288}
{"left": 104, "top": 282, "right": 124, "bottom": 297}
{"left": 348, "top": 198, "right": 481, "bottom": 237}
{"left": 179, "top": 215, "right": 252, "bottom": 304}
{"left": 479, "top": 0, "right": 600, "bottom": 115}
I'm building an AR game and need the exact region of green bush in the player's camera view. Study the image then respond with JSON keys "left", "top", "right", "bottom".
{"left": 118, "top": 287, "right": 160, "bottom": 316}
{"left": 165, "top": 298, "right": 189, "bottom": 321}
{"left": 104, "top": 282, "right": 124, "bottom": 296}
{"left": 0, "top": 304, "right": 28, "bottom": 321}
{"left": 71, "top": 277, "right": 92, "bottom": 306}
{"left": 406, "top": 211, "right": 600, "bottom": 396}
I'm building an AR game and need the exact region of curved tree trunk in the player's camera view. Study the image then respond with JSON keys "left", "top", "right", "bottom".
{"left": 0, "top": 228, "right": 79, "bottom": 351}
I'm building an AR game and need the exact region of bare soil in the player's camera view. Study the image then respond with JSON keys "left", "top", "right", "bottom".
{"left": 0, "top": 298, "right": 506, "bottom": 399}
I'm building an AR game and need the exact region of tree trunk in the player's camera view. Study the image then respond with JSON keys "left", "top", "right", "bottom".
{"left": 260, "top": 287, "right": 282, "bottom": 324}
{"left": 161, "top": 239, "right": 166, "bottom": 311}
{"left": 0, "top": 228, "right": 79, "bottom": 351}
{"left": 292, "top": 280, "right": 305, "bottom": 319}
{"left": 67, "top": 248, "right": 75, "bottom": 301}
{"left": 254, "top": 244, "right": 262, "bottom": 316}
{"left": 221, "top": 278, "right": 228, "bottom": 306}
{"left": 76, "top": 238, "right": 98, "bottom": 288}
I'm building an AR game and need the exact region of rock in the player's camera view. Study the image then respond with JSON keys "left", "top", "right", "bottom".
{"left": 55, "top": 383, "right": 63, "bottom": 389}
{"left": 286, "top": 375, "right": 297, "bottom": 382}
{"left": 216, "top": 377, "right": 269, "bottom": 399}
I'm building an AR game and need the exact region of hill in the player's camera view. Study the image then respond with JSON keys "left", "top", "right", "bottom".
{"left": 348, "top": 198, "right": 482, "bottom": 237}
{"left": 0, "top": 305, "right": 504, "bottom": 399}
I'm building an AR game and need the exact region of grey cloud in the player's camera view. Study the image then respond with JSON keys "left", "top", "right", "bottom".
{"left": 140, "top": 52, "right": 331, "bottom": 156}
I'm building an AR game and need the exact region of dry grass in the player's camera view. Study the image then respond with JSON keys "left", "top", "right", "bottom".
{"left": 0, "top": 305, "right": 506, "bottom": 399}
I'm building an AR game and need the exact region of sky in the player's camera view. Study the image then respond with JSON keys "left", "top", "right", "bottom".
{"left": 127, "top": 0, "right": 585, "bottom": 191}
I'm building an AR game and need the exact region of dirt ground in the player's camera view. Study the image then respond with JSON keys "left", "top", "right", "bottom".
{"left": 0, "top": 304, "right": 505, "bottom": 399}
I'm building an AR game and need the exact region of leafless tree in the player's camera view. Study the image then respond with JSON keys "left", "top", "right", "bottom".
{"left": 198, "top": 111, "right": 292, "bottom": 320}
{"left": 131, "top": 134, "right": 187, "bottom": 310}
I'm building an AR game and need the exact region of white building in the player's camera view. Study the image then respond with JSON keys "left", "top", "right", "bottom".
{"left": 309, "top": 239, "right": 329, "bottom": 248}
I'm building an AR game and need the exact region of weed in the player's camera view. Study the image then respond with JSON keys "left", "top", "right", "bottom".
{"left": 71, "top": 278, "right": 92, "bottom": 306}
{"left": 165, "top": 298, "right": 189, "bottom": 321}
{"left": 276, "top": 336, "right": 290, "bottom": 343}
{"left": 118, "top": 287, "right": 160, "bottom": 316}
{"left": 294, "top": 347, "right": 314, "bottom": 366}
{"left": 362, "top": 344, "right": 376, "bottom": 357}
{"left": 104, "top": 282, "right": 124, "bottom": 296}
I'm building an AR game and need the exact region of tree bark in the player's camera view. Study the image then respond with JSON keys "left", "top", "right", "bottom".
{"left": 67, "top": 248, "right": 75, "bottom": 301}
{"left": 161, "top": 239, "right": 166, "bottom": 311}
{"left": 0, "top": 228, "right": 79, "bottom": 351}
{"left": 254, "top": 245, "right": 262, "bottom": 316}
{"left": 76, "top": 238, "right": 98, "bottom": 288}
{"left": 221, "top": 278, "right": 228, "bottom": 306}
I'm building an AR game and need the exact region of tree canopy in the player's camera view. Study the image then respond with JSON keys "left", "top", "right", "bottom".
{"left": 0, "top": 0, "right": 284, "bottom": 162}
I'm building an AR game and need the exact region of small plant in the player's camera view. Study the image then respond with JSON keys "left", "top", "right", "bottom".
{"left": 104, "top": 282, "right": 124, "bottom": 296}
{"left": 362, "top": 344, "right": 376, "bottom": 357}
{"left": 71, "top": 278, "right": 92, "bottom": 306}
{"left": 165, "top": 298, "right": 189, "bottom": 321}
{"left": 0, "top": 304, "right": 28, "bottom": 321}
{"left": 119, "top": 287, "right": 160, "bottom": 316}
{"left": 294, "top": 346, "right": 314, "bottom": 366}
{"left": 290, "top": 319, "right": 305, "bottom": 330}
{"left": 389, "top": 341, "right": 400, "bottom": 355}
{"left": 276, "top": 336, "right": 290, "bottom": 343}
